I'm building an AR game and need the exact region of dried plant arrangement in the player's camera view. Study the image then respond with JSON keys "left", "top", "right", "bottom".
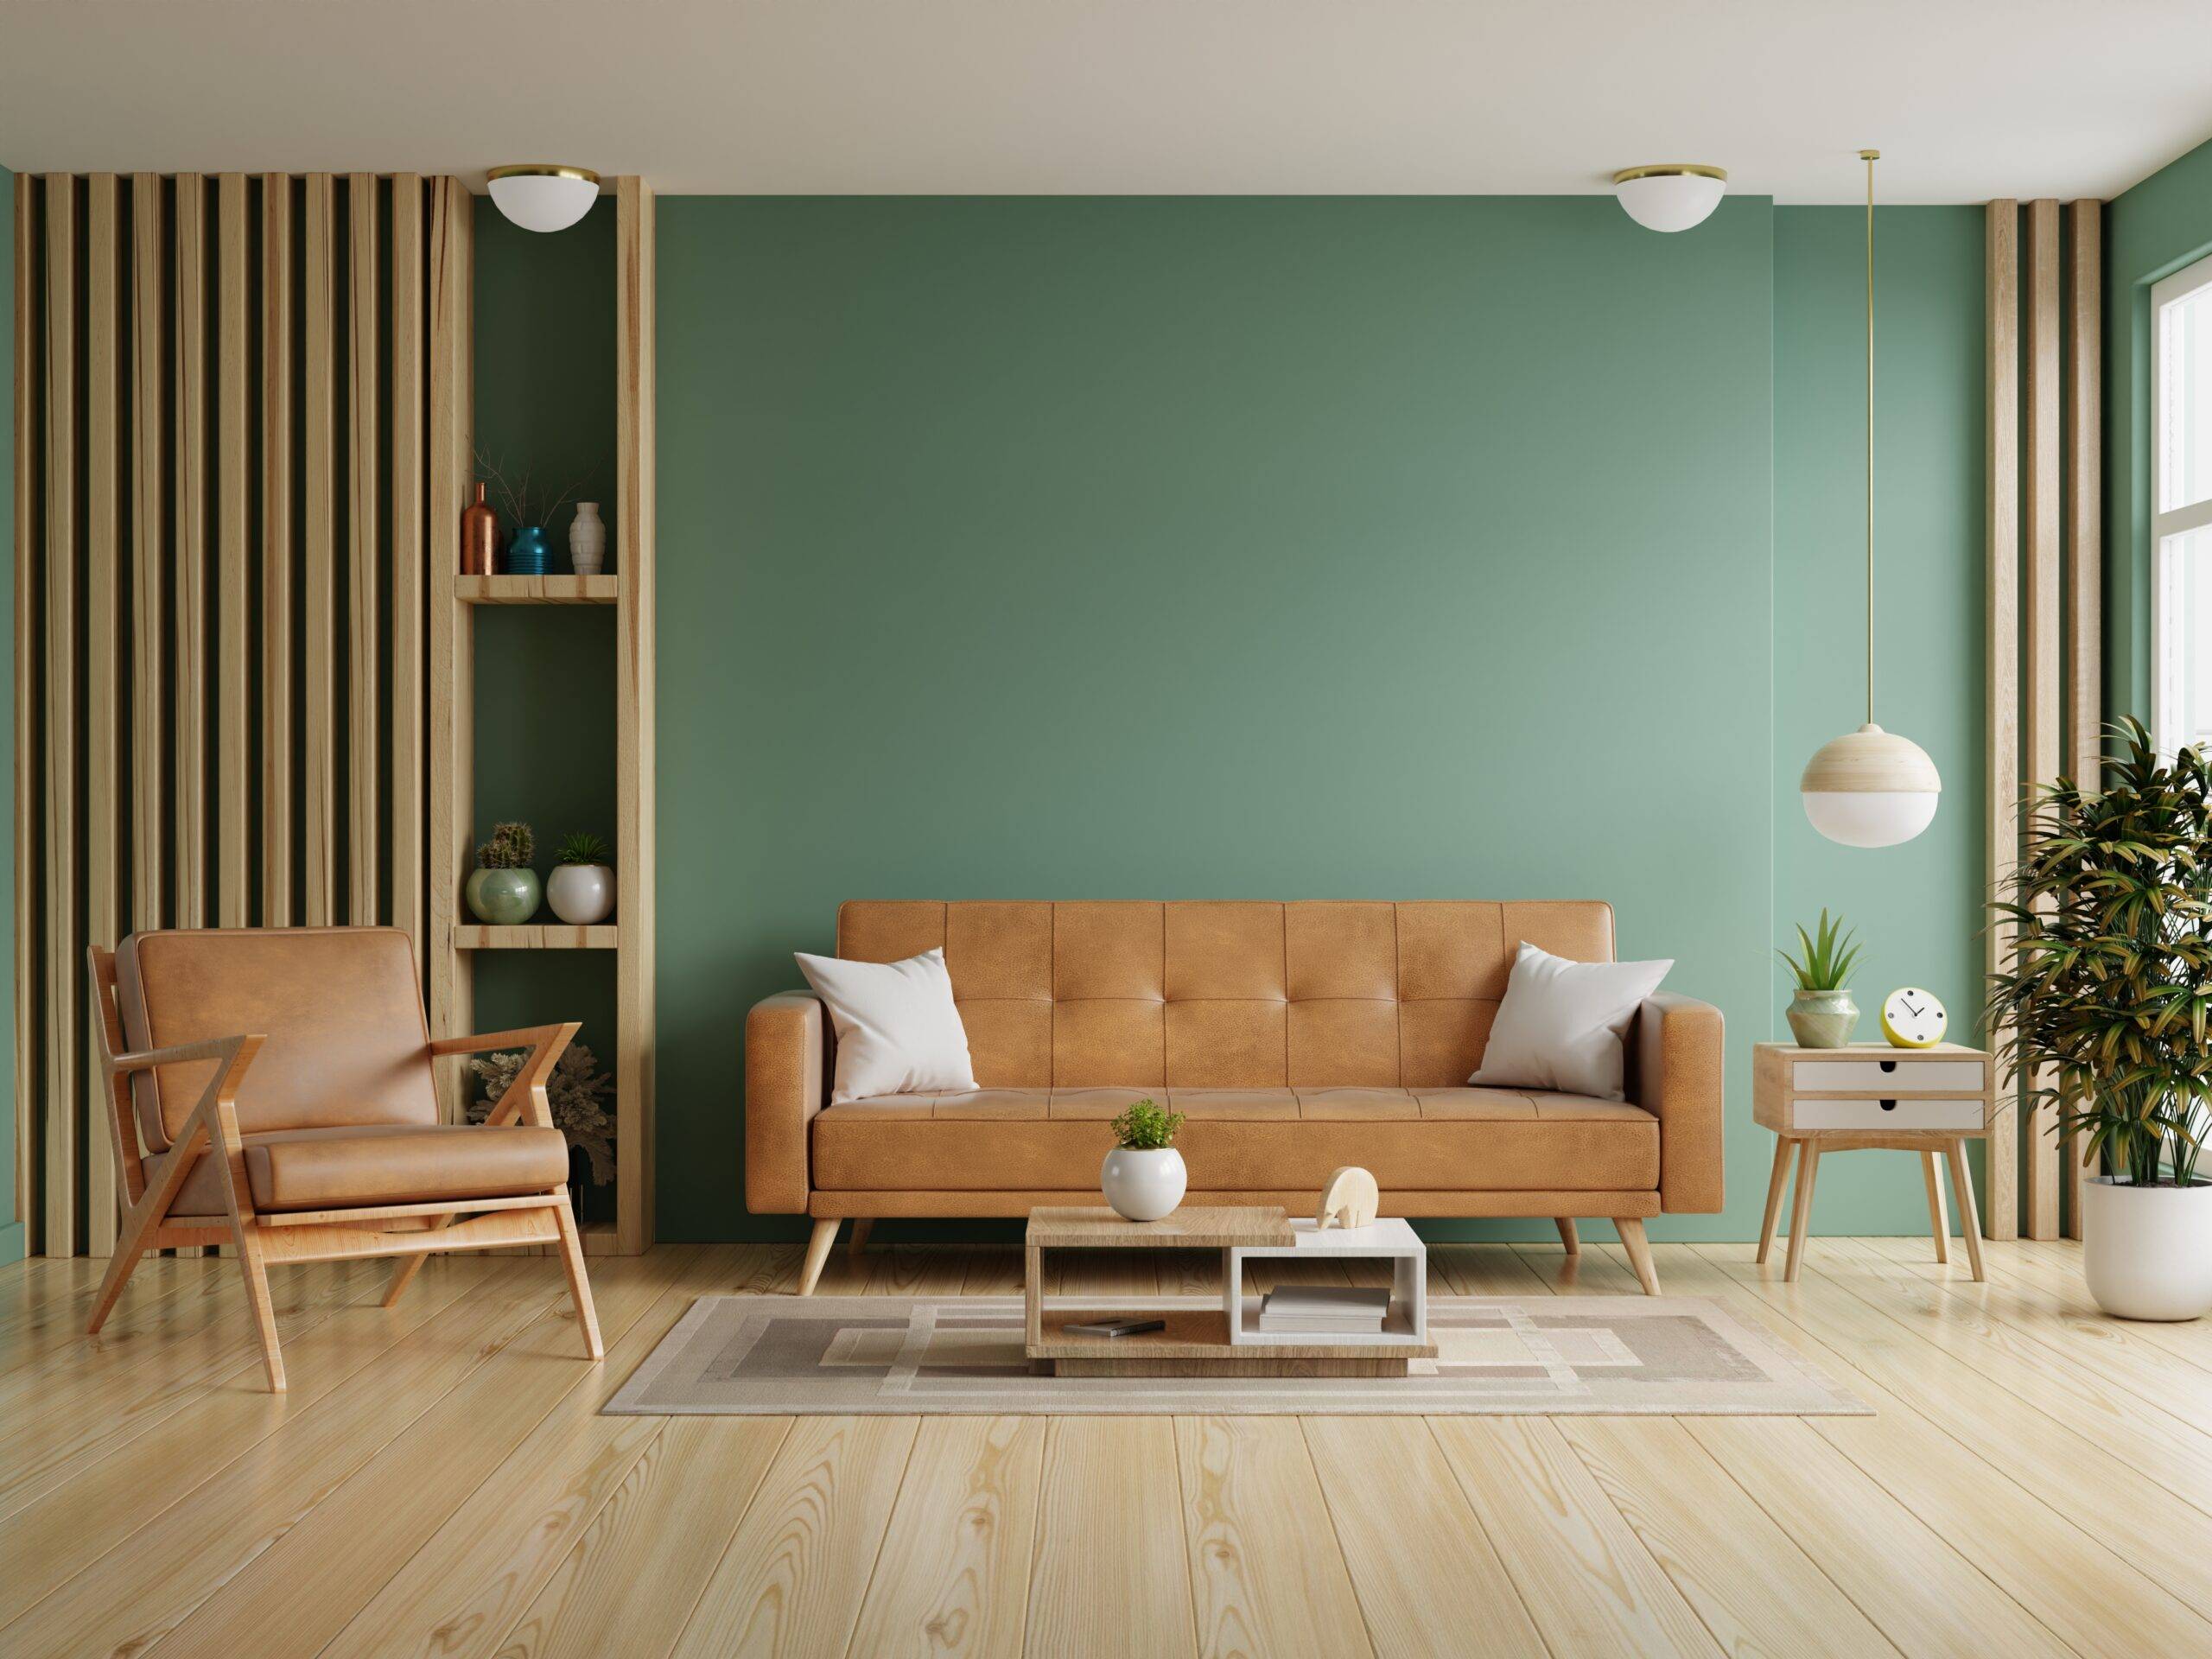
{"left": 466, "top": 1041, "right": 617, "bottom": 1185}
{"left": 474, "top": 446, "right": 592, "bottom": 532}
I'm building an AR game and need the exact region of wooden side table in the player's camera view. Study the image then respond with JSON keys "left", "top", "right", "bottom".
{"left": 1752, "top": 1041, "right": 1995, "bottom": 1283}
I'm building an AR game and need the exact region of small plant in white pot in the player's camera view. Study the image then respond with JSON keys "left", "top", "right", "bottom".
{"left": 547, "top": 831, "right": 614, "bottom": 925}
{"left": 1101, "top": 1098, "right": 1187, "bottom": 1222}
{"left": 1986, "top": 718, "right": 2212, "bottom": 1320}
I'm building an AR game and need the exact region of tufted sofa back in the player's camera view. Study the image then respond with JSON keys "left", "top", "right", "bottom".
{"left": 834, "top": 900, "right": 1615, "bottom": 1091}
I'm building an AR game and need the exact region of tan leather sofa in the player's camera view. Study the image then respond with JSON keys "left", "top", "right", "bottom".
{"left": 746, "top": 901, "right": 1723, "bottom": 1293}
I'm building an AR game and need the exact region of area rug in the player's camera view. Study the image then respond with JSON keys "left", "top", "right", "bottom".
{"left": 603, "top": 1295, "right": 1869, "bottom": 1416}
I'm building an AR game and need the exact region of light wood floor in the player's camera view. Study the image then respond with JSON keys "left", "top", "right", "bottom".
{"left": 2, "top": 1230, "right": 2205, "bottom": 1658}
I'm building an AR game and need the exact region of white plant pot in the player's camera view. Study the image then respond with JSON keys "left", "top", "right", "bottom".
{"left": 546, "top": 863, "right": 614, "bottom": 925}
{"left": 2082, "top": 1176, "right": 2212, "bottom": 1320}
{"left": 1099, "top": 1147, "right": 1186, "bottom": 1223}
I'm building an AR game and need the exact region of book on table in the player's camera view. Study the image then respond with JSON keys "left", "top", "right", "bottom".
{"left": 1256, "top": 1285, "right": 1391, "bottom": 1332}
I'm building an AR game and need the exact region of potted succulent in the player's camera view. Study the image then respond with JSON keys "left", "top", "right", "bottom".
{"left": 466, "top": 821, "right": 540, "bottom": 925}
{"left": 1101, "top": 1098, "right": 1187, "bottom": 1222}
{"left": 547, "top": 831, "right": 614, "bottom": 925}
{"left": 1778, "top": 909, "right": 1864, "bottom": 1048}
{"left": 1986, "top": 718, "right": 2212, "bottom": 1320}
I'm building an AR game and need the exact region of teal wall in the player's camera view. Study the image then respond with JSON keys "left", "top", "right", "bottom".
{"left": 652, "top": 195, "right": 1799, "bottom": 1242}
{"left": 1, "top": 167, "right": 17, "bottom": 1267}
{"left": 2106, "top": 135, "right": 2212, "bottom": 719}
{"left": 1772, "top": 207, "right": 1989, "bottom": 1230}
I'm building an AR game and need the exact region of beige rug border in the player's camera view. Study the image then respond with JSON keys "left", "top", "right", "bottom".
{"left": 603, "top": 1294, "right": 1872, "bottom": 1417}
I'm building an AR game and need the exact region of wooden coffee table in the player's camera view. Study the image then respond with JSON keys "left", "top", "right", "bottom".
{"left": 1023, "top": 1205, "right": 1436, "bottom": 1377}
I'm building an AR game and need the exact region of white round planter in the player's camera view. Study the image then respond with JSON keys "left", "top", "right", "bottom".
{"left": 1100, "top": 1147, "right": 1186, "bottom": 1222}
{"left": 2082, "top": 1176, "right": 2212, "bottom": 1320}
{"left": 546, "top": 863, "right": 614, "bottom": 925}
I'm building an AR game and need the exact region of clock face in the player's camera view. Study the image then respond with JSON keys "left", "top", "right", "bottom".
{"left": 1881, "top": 987, "right": 1948, "bottom": 1049}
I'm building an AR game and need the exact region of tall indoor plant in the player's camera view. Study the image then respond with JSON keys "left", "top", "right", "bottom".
{"left": 1985, "top": 718, "right": 2212, "bottom": 1319}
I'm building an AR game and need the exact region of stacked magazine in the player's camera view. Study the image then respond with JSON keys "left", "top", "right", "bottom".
{"left": 1255, "top": 1285, "right": 1392, "bottom": 1334}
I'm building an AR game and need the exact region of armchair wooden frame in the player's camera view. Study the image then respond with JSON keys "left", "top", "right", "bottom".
{"left": 83, "top": 946, "right": 602, "bottom": 1392}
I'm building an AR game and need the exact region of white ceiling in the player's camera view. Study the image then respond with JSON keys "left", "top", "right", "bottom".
{"left": 3, "top": 0, "right": 2207, "bottom": 203}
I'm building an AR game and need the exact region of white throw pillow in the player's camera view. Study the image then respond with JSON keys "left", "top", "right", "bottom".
{"left": 795, "top": 947, "right": 978, "bottom": 1106}
{"left": 1468, "top": 941, "right": 1673, "bottom": 1103}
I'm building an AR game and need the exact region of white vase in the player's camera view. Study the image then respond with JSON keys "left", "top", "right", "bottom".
{"left": 1099, "top": 1147, "right": 1186, "bottom": 1222}
{"left": 2082, "top": 1176, "right": 2212, "bottom": 1320}
{"left": 546, "top": 862, "right": 614, "bottom": 925}
{"left": 569, "top": 501, "right": 606, "bottom": 576}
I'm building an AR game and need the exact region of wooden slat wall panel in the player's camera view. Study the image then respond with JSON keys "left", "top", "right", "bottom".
{"left": 2022, "top": 198, "right": 2063, "bottom": 1242}
{"left": 391, "top": 177, "right": 425, "bottom": 966}
{"left": 218, "top": 175, "right": 251, "bottom": 926}
{"left": 41, "top": 175, "right": 78, "bottom": 1256}
{"left": 131, "top": 176, "right": 166, "bottom": 935}
{"left": 302, "top": 175, "right": 338, "bottom": 926}
{"left": 83, "top": 177, "right": 121, "bottom": 1258}
{"left": 174, "top": 175, "right": 208, "bottom": 930}
{"left": 2063, "top": 199, "right": 2102, "bottom": 1243}
{"left": 426, "top": 175, "right": 474, "bottom": 1118}
{"left": 1984, "top": 202, "right": 2019, "bottom": 1243}
{"left": 262, "top": 175, "right": 295, "bottom": 927}
{"left": 615, "top": 178, "right": 658, "bottom": 1252}
{"left": 11, "top": 179, "right": 37, "bottom": 1255}
{"left": 348, "top": 175, "right": 380, "bottom": 924}
{"left": 15, "top": 171, "right": 462, "bottom": 1254}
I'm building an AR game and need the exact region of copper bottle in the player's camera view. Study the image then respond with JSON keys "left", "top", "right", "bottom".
{"left": 461, "top": 480, "right": 499, "bottom": 575}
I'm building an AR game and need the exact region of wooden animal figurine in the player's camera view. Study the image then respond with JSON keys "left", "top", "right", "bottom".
{"left": 1316, "top": 1166, "right": 1379, "bottom": 1230}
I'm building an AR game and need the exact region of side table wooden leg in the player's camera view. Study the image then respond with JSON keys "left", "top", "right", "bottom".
{"left": 1946, "top": 1140, "right": 1986, "bottom": 1282}
{"left": 1756, "top": 1138, "right": 1795, "bottom": 1264}
{"left": 1784, "top": 1144, "right": 1821, "bottom": 1284}
{"left": 1922, "top": 1151, "right": 1950, "bottom": 1263}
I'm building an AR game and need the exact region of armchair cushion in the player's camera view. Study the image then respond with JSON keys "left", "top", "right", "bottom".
{"left": 162, "top": 1122, "right": 570, "bottom": 1215}
{"left": 117, "top": 926, "right": 438, "bottom": 1152}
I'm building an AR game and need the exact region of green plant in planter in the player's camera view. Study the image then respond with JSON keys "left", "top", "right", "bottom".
{"left": 477, "top": 821, "right": 535, "bottom": 869}
{"left": 556, "top": 830, "right": 610, "bottom": 866}
{"left": 1777, "top": 909, "right": 1865, "bottom": 1048}
{"left": 466, "top": 821, "right": 540, "bottom": 925}
{"left": 1109, "top": 1097, "right": 1184, "bottom": 1151}
{"left": 1985, "top": 718, "right": 2212, "bottom": 1188}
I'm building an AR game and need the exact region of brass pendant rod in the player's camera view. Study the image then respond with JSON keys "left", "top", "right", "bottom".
{"left": 1862, "top": 148, "right": 1878, "bottom": 727}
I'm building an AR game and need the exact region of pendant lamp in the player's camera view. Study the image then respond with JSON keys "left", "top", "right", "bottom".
{"left": 1611, "top": 164, "right": 1728, "bottom": 232}
{"left": 1800, "top": 149, "right": 1941, "bottom": 848}
{"left": 486, "top": 165, "right": 601, "bottom": 233}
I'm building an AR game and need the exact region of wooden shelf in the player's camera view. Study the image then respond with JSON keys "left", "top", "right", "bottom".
{"left": 454, "top": 574, "right": 617, "bottom": 604}
{"left": 451, "top": 924, "right": 619, "bottom": 950}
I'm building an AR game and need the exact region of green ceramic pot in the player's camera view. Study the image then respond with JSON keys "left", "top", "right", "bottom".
{"left": 1787, "top": 988, "right": 1859, "bottom": 1048}
{"left": 466, "top": 867, "right": 541, "bottom": 925}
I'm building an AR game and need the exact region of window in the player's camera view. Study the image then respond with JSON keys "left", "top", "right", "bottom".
{"left": 2153, "top": 250, "right": 2212, "bottom": 757}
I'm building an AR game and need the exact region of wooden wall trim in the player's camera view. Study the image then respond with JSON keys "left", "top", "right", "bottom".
{"left": 11, "top": 177, "right": 36, "bottom": 1253}
{"left": 347, "top": 175, "right": 381, "bottom": 924}
{"left": 41, "top": 174, "right": 78, "bottom": 1255}
{"left": 1984, "top": 200, "right": 2019, "bottom": 1243}
{"left": 2063, "top": 198, "right": 2102, "bottom": 1242}
{"left": 2022, "top": 198, "right": 2063, "bottom": 1242}
{"left": 84, "top": 176, "right": 121, "bottom": 1257}
{"left": 391, "top": 176, "right": 426, "bottom": 968}
{"left": 131, "top": 176, "right": 166, "bottom": 934}
{"left": 302, "top": 175, "right": 337, "bottom": 927}
{"left": 262, "top": 175, "right": 295, "bottom": 928}
{"left": 218, "top": 175, "right": 251, "bottom": 926}
{"left": 174, "top": 175, "right": 208, "bottom": 931}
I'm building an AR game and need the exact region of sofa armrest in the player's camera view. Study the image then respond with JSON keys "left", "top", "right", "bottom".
{"left": 1635, "top": 992, "right": 1725, "bottom": 1214}
{"left": 746, "top": 990, "right": 830, "bottom": 1214}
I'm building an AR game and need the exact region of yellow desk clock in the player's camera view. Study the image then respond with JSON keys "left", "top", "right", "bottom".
{"left": 1879, "top": 987, "right": 1948, "bottom": 1048}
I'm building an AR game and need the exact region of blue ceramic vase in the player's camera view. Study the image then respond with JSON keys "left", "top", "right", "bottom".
{"left": 505, "top": 524, "right": 552, "bottom": 575}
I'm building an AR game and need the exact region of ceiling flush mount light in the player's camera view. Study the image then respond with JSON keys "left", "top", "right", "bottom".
{"left": 1801, "top": 149, "right": 1941, "bottom": 849}
{"left": 486, "top": 164, "right": 601, "bottom": 232}
{"left": 1611, "top": 164, "right": 1727, "bottom": 232}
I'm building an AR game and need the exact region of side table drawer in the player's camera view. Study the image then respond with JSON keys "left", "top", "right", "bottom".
{"left": 1792, "top": 1097, "right": 1987, "bottom": 1132}
{"left": 1792, "top": 1057, "right": 1984, "bottom": 1092}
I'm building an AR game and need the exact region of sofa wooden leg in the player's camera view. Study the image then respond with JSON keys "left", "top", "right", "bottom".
{"left": 1616, "top": 1217, "right": 1660, "bottom": 1295}
{"left": 553, "top": 1198, "right": 605, "bottom": 1359}
{"left": 849, "top": 1218, "right": 874, "bottom": 1259}
{"left": 233, "top": 1230, "right": 289, "bottom": 1393}
{"left": 1554, "top": 1217, "right": 1580, "bottom": 1255}
{"left": 797, "top": 1218, "right": 841, "bottom": 1295}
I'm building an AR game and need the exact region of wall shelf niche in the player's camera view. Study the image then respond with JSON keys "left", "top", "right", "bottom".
{"left": 429, "top": 179, "right": 657, "bottom": 1255}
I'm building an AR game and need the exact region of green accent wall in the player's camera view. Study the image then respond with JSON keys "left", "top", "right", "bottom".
{"left": 653, "top": 195, "right": 1792, "bottom": 1242}
{"left": 1, "top": 167, "right": 17, "bottom": 1267}
{"left": 2106, "top": 135, "right": 2212, "bottom": 720}
{"left": 1772, "top": 206, "right": 1989, "bottom": 1230}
